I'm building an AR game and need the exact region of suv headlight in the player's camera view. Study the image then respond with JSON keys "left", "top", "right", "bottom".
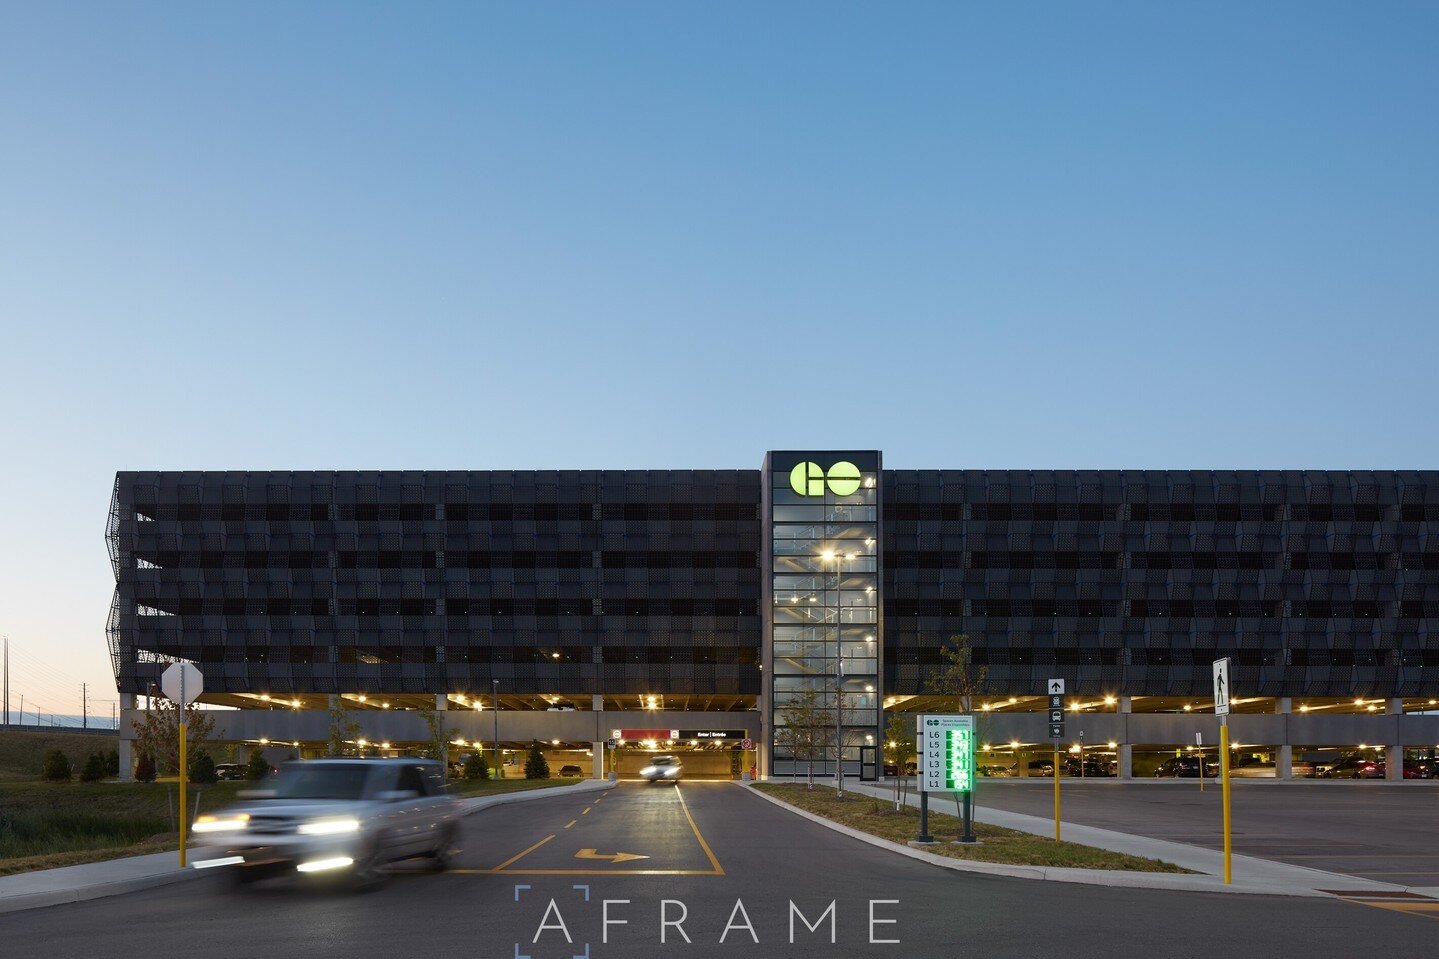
{"left": 193, "top": 814, "right": 249, "bottom": 834}
{"left": 640, "top": 766, "right": 656, "bottom": 776}
{"left": 298, "top": 817, "right": 361, "bottom": 836}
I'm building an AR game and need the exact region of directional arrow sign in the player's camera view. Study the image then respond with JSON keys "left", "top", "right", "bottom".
{"left": 1048, "top": 678, "right": 1065, "bottom": 695}
{"left": 1213, "top": 657, "right": 1232, "bottom": 717}
{"left": 575, "top": 849, "right": 649, "bottom": 864}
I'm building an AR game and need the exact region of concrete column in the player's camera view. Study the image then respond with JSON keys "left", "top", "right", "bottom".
{"left": 1016, "top": 750, "right": 1029, "bottom": 777}
{"left": 1275, "top": 697, "right": 1293, "bottom": 779}
{"left": 1118, "top": 696, "right": 1133, "bottom": 779}
{"left": 118, "top": 694, "right": 135, "bottom": 781}
{"left": 435, "top": 694, "right": 448, "bottom": 771}
{"left": 592, "top": 695, "right": 606, "bottom": 779}
{"left": 1386, "top": 698, "right": 1404, "bottom": 780}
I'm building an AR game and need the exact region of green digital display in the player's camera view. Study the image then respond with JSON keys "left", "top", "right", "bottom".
{"left": 944, "top": 727, "right": 975, "bottom": 792}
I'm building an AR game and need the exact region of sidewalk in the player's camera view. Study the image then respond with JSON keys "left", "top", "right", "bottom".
{"left": 845, "top": 781, "right": 1435, "bottom": 897}
{"left": 0, "top": 778, "right": 613, "bottom": 916}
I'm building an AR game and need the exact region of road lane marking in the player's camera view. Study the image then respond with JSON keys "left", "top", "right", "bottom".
{"left": 564, "top": 820, "right": 577, "bottom": 829}
{"left": 576, "top": 849, "right": 649, "bottom": 863}
{"left": 490, "top": 834, "right": 556, "bottom": 872}
{"left": 582, "top": 807, "right": 591, "bottom": 815}
{"left": 449, "top": 782, "right": 726, "bottom": 877}
{"left": 674, "top": 783, "right": 725, "bottom": 876}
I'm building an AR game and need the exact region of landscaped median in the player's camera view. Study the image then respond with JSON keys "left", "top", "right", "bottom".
{"left": 751, "top": 783, "right": 1190, "bottom": 873}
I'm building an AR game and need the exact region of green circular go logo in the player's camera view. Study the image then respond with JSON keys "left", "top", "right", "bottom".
{"left": 789, "top": 461, "right": 863, "bottom": 497}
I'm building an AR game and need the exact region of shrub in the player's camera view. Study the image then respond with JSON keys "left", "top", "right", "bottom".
{"left": 463, "top": 753, "right": 490, "bottom": 781}
{"left": 245, "top": 749, "right": 271, "bottom": 781}
{"left": 80, "top": 752, "right": 108, "bottom": 782}
{"left": 105, "top": 748, "right": 120, "bottom": 777}
{"left": 524, "top": 741, "right": 549, "bottom": 780}
{"left": 134, "top": 753, "right": 157, "bottom": 783}
{"left": 42, "top": 749, "right": 72, "bottom": 782}
{"left": 188, "top": 749, "right": 218, "bottom": 784}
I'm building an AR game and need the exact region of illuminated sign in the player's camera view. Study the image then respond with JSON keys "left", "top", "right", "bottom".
{"left": 918, "top": 714, "right": 975, "bottom": 792}
{"left": 789, "top": 461, "right": 863, "bottom": 497}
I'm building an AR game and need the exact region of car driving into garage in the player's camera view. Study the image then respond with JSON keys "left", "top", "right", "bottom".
{"left": 190, "top": 758, "right": 463, "bottom": 886}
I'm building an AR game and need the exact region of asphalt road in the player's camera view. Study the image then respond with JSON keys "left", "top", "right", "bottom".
{"left": 975, "top": 780, "right": 1439, "bottom": 884}
{"left": 3, "top": 782, "right": 1434, "bottom": 958}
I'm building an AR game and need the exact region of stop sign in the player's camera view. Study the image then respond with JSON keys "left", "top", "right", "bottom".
{"left": 160, "top": 662, "right": 203, "bottom": 705}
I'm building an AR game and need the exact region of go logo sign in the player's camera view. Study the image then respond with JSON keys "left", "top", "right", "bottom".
{"left": 789, "top": 461, "right": 863, "bottom": 497}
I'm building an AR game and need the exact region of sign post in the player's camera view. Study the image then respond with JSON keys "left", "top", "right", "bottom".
{"left": 1213, "top": 657, "right": 1233, "bottom": 884}
{"left": 918, "top": 714, "right": 977, "bottom": 844}
{"left": 161, "top": 663, "right": 203, "bottom": 869}
{"left": 1047, "top": 679, "right": 1065, "bottom": 841}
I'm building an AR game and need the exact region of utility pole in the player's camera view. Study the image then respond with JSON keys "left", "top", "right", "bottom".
{"left": 82, "top": 683, "right": 89, "bottom": 730}
{"left": 3, "top": 636, "right": 8, "bottom": 728}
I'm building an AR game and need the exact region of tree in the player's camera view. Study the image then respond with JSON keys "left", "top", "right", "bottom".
{"left": 524, "top": 741, "right": 549, "bottom": 779}
{"left": 42, "top": 749, "right": 72, "bottom": 782}
{"left": 131, "top": 698, "right": 217, "bottom": 777}
{"left": 189, "top": 748, "right": 218, "bottom": 784}
{"left": 463, "top": 752, "right": 490, "bottom": 781}
{"left": 135, "top": 753, "right": 157, "bottom": 782}
{"left": 326, "top": 696, "right": 362, "bottom": 756}
{"left": 245, "top": 748, "right": 272, "bottom": 781}
{"left": 776, "top": 687, "right": 825, "bottom": 789}
{"left": 417, "top": 703, "right": 450, "bottom": 767}
{"left": 81, "top": 752, "right": 108, "bottom": 782}
{"left": 884, "top": 713, "right": 915, "bottom": 808}
{"left": 925, "top": 633, "right": 990, "bottom": 715}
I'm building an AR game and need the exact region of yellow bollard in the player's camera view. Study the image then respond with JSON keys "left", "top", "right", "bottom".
{"left": 179, "top": 720, "right": 188, "bottom": 868}
{"left": 1053, "top": 746, "right": 1061, "bottom": 841}
{"left": 1219, "top": 721, "right": 1232, "bottom": 883}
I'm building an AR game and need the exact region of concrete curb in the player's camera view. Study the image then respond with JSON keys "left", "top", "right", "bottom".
{"left": 0, "top": 778, "right": 615, "bottom": 916}
{"left": 459, "top": 778, "right": 614, "bottom": 817}
{"left": 739, "top": 783, "right": 1328, "bottom": 897}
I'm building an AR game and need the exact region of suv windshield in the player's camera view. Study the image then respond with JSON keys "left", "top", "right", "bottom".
{"left": 272, "top": 763, "right": 372, "bottom": 800}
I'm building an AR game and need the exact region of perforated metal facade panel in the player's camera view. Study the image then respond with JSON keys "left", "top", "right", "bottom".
{"left": 883, "top": 470, "right": 1439, "bottom": 697}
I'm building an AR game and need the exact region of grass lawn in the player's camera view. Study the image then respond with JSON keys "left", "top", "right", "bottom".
{"left": 0, "top": 780, "right": 250, "bottom": 876}
{"left": 752, "top": 783, "right": 1191, "bottom": 873}
{"left": 0, "top": 730, "right": 120, "bottom": 782}
{"left": 0, "top": 771, "right": 591, "bottom": 877}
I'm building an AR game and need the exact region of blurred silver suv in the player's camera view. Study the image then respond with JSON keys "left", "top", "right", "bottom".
{"left": 191, "top": 758, "right": 463, "bottom": 885}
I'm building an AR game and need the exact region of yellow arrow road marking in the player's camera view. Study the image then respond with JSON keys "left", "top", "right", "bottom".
{"left": 575, "top": 848, "right": 650, "bottom": 864}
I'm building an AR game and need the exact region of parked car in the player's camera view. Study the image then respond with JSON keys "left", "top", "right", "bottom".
{"left": 1320, "top": 755, "right": 1384, "bottom": 779}
{"left": 1228, "top": 757, "right": 1277, "bottom": 779}
{"left": 558, "top": 764, "right": 584, "bottom": 777}
{"left": 1011, "top": 759, "right": 1056, "bottom": 777}
{"left": 214, "top": 763, "right": 245, "bottom": 782}
{"left": 546, "top": 701, "right": 577, "bottom": 712}
{"left": 1062, "top": 756, "right": 1115, "bottom": 777}
{"left": 1154, "top": 756, "right": 1219, "bottom": 778}
{"left": 979, "top": 763, "right": 1014, "bottom": 777}
{"left": 190, "top": 758, "right": 464, "bottom": 886}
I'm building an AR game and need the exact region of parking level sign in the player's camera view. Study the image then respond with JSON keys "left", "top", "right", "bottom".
{"left": 918, "top": 714, "right": 975, "bottom": 793}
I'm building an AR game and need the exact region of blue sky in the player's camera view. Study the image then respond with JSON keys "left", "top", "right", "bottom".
{"left": 1, "top": 2, "right": 1436, "bottom": 717}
